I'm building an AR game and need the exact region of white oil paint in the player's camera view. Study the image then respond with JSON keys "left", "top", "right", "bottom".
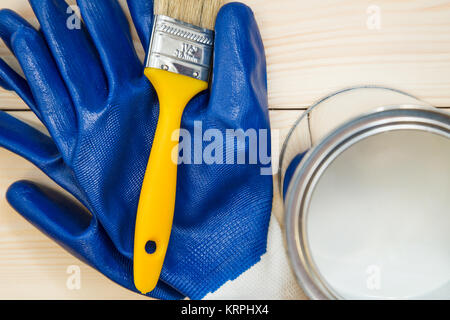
{"left": 307, "top": 129, "right": 450, "bottom": 299}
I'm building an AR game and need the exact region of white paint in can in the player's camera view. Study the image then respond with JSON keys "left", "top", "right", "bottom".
{"left": 307, "top": 129, "right": 450, "bottom": 299}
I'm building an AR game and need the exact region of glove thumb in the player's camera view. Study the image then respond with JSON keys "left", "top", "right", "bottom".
{"left": 6, "top": 180, "right": 93, "bottom": 246}
{"left": 6, "top": 180, "right": 185, "bottom": 300}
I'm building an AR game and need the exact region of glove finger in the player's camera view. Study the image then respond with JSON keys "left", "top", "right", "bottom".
{"left": 28, "top": 0, "right": 108, "bottom": 110}
{"left": 209, "top": 3, "right": 269, "bottom": 127}
{"left": 0, "top": 110, "right": 81, "bottom": 197}
{"left": 0, "top": 9, "right": 77, "bottom": 160}
{"left": 76, "top": 0, "right": 142, "bottom": 89}
{"left": 10, "top": 24, "right": 77, "bottom": 161}
{"left": 126, "top": 0, "right": 154, "bottom": 52}
{"left": 0, "top": 58, "right": 40, "bottom": 118}
{"left": 0, "top": 111, "right": 59, "bottom": 167}
{"left": 6, "top": 180, "right": 184, "bottom": 300}
{"left": 7, "top": 180, "right": 93, "bottom": 246}
{"left": 0, "top": 9, "right": 41, "bottom": 118}
{"left": 0, "top": 9, "right": 33, "bottom": 50}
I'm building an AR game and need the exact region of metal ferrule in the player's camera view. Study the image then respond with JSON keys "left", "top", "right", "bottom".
{"left": 146, "top": 15, "right": 214, "bottom": 82}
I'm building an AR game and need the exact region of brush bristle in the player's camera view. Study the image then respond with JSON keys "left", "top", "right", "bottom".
{"left": 154, "top": 0, "right": 224, "bottom": 30}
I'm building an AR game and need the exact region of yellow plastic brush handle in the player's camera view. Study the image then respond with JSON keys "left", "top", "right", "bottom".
{"left": 134, "top": 68, "right": 208, "bottom": 294}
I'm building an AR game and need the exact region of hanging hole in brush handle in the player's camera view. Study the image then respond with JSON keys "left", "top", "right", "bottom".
{"left": 145, "top": 241, "right": 157, "bottom": 254}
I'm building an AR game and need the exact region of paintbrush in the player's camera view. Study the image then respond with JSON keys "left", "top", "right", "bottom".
{"left": 134, "top": 0, "right": 224, "bottom": 294}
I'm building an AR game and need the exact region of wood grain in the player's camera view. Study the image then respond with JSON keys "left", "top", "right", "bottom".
{"left": 1, "top": 0, "right": 450, "bottom": 109}
{"left": 0, "top": 0, "right": 449, "bottom": 299}
{"left": 246, "top": 0, "right": 450, "bottom": 108}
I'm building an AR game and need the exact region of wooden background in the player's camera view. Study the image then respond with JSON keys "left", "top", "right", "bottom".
{"left": 0, "top": 0, "right": 449, "bottom": 299}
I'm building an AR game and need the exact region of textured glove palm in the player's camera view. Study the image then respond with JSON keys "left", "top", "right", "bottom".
{"left": 0, "top": 0, "right": 272, "bottom": 299}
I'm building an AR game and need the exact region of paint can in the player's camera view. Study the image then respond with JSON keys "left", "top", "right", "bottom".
{"left": 281, "top": 86, "right": 450, "bottom": 299}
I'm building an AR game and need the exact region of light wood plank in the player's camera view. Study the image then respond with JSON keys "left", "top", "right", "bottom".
{"left": 1, "top": 0, "right": 450, "bottom": 110}
{"left": 0, "top": 0, "right": 449, "bottom": 300}
{"left": 246, "top": 0, "right": 450, "bottom": 108}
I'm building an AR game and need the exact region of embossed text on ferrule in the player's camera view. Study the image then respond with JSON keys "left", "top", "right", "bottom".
{"left": 174, "top": 43, "right": 200, "bottom": 63}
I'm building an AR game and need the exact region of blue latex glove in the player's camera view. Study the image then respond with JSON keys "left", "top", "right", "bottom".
{"left": 0, "top": 0, "right": 272, "bottom": 299}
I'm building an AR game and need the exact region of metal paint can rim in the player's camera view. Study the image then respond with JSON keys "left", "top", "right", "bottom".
{"left": 278, "top": 85, "right": 421, "bottom": 194}
{"left": 284, "top": 104, "right": 450, "bottom": 300}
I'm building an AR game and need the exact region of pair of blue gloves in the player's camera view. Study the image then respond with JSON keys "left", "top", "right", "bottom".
{"left": 0, "top": 0, "right": 272, "bottom": 299}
